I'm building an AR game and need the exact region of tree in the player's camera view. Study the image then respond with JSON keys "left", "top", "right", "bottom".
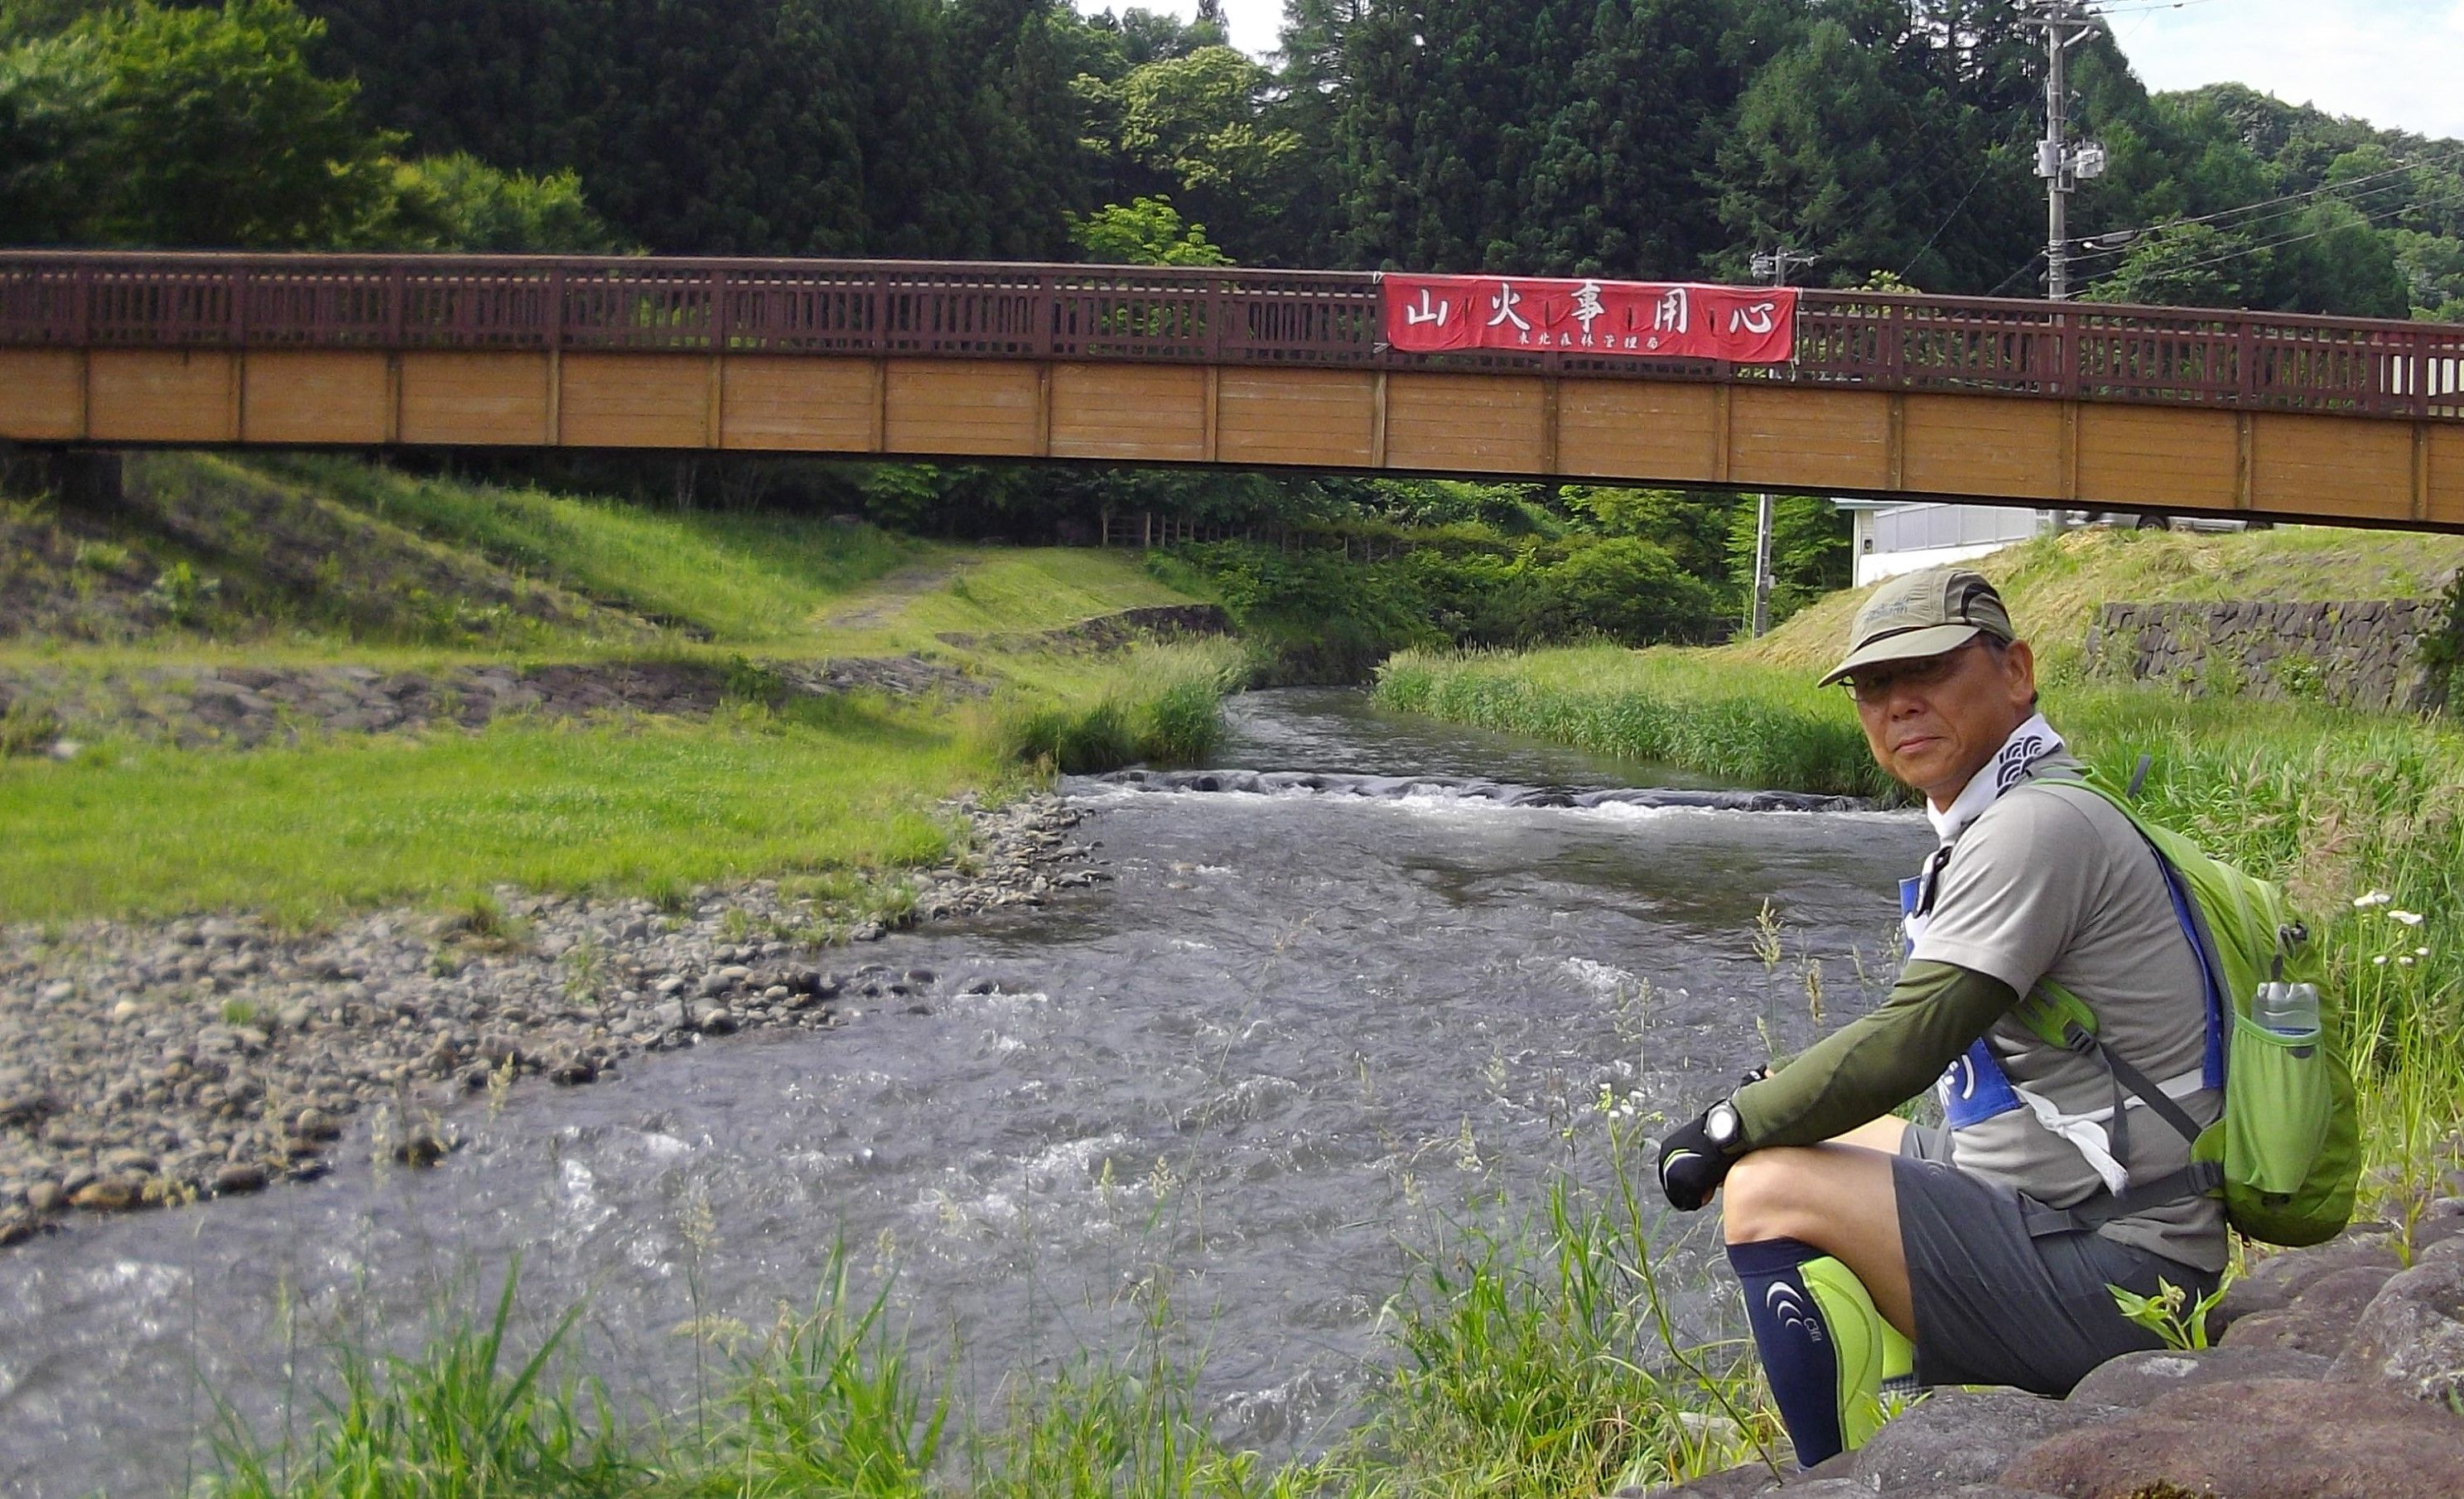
{"left": 1724, "top": 494, "right": 1848, "bottom": 628}
{"left": 1067, "top": 195, "right": 1231, "bottom": 265}
{"left": 375, "top": 152, "right": 629, "bottom": 253}
{"left": 14, "top": 0, "right": 396, "bottom": 248}
{"left": 1085, "top": 45, "right": 1297, "bottom": 258}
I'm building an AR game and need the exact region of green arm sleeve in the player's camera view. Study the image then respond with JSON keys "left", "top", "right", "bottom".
{"left": 1729, "top": 960, "right": 2020, "bottom": 1150}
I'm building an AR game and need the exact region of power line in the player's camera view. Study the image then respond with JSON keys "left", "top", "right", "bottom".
{"left": 2062, "top": 146, "right": 2464, "bottom": 260}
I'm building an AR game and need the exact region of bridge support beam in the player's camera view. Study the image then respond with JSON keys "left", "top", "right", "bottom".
{"left": 3, "top": 348, "right": 2462, "bottom": 532}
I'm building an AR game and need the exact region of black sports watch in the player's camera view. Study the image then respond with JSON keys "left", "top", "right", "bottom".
{"left": 1705, "top": 1097, "right": 1744, "bottom": 1154}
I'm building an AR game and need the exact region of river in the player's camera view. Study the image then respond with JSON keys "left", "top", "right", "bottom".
{"left": 0, "top": 688, "right": 1931, "bottom": 1496}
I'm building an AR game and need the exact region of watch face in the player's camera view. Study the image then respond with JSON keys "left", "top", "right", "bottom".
{"left": 1707, "top": 1101, "right": 1741, "bottom": 1149}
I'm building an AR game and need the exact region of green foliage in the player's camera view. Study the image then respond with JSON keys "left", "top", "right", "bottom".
{"left": 2, "top": 0, "right": 391, "bottom": 248}
{"left": 377, "top": 151, "right": 629, "bottom": 253}
{"left": 208, "top": 1265, "right": 634, "bottom": 1499}
{"left": 2109, "top": 1275, "right": 2230, "bottom": 1352}
{"left": 992, "top": 641, "right": 1242, "bottom": 772}
{"left": 1722, "top": 495, "right": 1850, "bottom": 629}
{"left": 1067, "top": 195, "right": 1230, "bottom": 266}
{"left": 1079, "top": 44, "right": 1296, "bottom": 254}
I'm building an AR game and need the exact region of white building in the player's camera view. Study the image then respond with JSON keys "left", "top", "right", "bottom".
{"left": 1836, "top": 500, "right": 2057, "bottom": 587}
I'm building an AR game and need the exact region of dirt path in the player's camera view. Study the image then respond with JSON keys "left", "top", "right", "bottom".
{"left": 821, "top": 557, "right": 976, "bottom": 629}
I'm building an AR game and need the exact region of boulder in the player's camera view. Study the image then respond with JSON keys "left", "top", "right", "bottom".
{"left": 1610, "top": 1460, "right": 1776, "bottom": 1498}
{"left": 2211, "top": 1236, "right": 2399, "bottom": 1332}
{"left": 2000, "top": 1377, "right": 2464, "bottom": 1498}
{"left": 2328, "top": 1258, "right": 2464, "bottom": 1405}
{"left": 2217, "top": 1264, "right": 2399, "bottom": 1357}
{"left": 2067, "top": 1345, "right": 2332, "bottom": 1409}
{"left": 1830, "top": 1391, "right": 2124, "bottom": 1493}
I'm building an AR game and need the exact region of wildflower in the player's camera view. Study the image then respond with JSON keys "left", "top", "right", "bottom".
{"left": 2390, "top": 910, "right": 2424, "bottom": 927}
{"left": 2373, "top": 955, "right": 2389, "bottom": 966}
{"left": 2418, "top": 947, "right": 2431, "bottom": 957}
{"left": 2398, "top": 957, "right": 2416, "bottom": 967}
{"left": 2354, "top": 891, "right": 2394, "bottom": 909}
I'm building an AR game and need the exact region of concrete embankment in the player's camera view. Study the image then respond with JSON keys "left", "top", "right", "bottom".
{"left": 0, "top": 793, "right": 1099, "bottom": 1244}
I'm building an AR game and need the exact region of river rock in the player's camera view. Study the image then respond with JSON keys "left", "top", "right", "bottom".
{"left": 213, "top": 1162, "right": 268, "bottom": 1195}
{"left": 2217, "top": 1263, "right": 2400, "bottom": 1357}
{"left": 71, "top": 1174, "right": 144, "bottom": 1212}
{"left": 1609, "top": 1461, "right": 1775, "bottom": 1498}
{"left": 2327, "top": 1258, "right": 2464, "bottom": 1405}
{"left": 25, "top": 1179, "right": 66, "bottom": 1213}
{"left": 2212, "top": 1236, "right": 2402, "bottom": 1331}
{"left": 2000, "top": 1377, "right": 2464, "bottom": 1498}
{"left": 2068, "top": 1345, "right": 2332, "bottom": 1408}
{"left": 393, "top": 1124, "right": 452, "bottom": 1167}
{"left": 1824, "top": 1390, "right": 2122, "bottom": 1493}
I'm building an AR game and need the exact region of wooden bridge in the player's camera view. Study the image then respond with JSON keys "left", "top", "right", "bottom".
{"left": 4, "top": 252, "right": 2462, "bottom": 531}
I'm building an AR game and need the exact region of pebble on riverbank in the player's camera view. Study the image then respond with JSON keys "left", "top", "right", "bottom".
{"left": 0, "top": 793, "right": 1104, "bottom": 1245}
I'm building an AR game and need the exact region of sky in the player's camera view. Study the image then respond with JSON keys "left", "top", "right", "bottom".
{"left": 1078, "top": 0, "right": 2464, "bottom": 143}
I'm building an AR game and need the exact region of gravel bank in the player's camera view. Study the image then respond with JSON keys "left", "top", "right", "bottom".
{"left": 0, "top": 793, "right": 1099, "bottom": 1246}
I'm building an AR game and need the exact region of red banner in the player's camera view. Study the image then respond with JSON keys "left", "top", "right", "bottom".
{"left": 1381, "top": 274, "right": 1797, "bottom": 364}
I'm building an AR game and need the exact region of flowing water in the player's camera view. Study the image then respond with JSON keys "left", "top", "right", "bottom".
{"left": 0, "top": 688, "right": 1931, "bottom": 1496}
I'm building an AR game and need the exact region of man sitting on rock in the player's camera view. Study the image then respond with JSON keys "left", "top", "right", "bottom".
{"left": 1655, "top": 567, "right": 2225, "bottom": 1468}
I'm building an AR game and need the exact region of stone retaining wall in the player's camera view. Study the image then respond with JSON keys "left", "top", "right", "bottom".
{"left": 2084, "top": 598, "right": 2459, "bottom": 712}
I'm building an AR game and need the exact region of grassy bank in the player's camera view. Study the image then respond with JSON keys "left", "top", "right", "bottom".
{"left": 0, "top": 455, "right": 1238, "bottom": 925}
{"left": 190, "top": 1115, "right": 1767, "bottom": 1499}
{"left": 1376, "top": 532, "right": 2464, "bottom": 1208}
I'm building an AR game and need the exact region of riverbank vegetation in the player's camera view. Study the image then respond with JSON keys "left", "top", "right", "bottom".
{"left": 0, "top": 454, "right": 1240, "bottom": 925}
{"left": 189, "top": 1122, "right": 1768, "bottom": 1499}
{"left": 1376, "top": 525, "right": 2464, "bottom": 1210}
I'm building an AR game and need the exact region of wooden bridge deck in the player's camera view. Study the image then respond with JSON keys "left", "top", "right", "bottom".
{"left": 4, "top": 253, "right": 2461, "bottom": 531}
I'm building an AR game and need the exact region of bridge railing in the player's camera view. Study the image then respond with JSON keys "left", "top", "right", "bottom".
{"left": 2, "top": 252, "right": 2458, "bottom": 420}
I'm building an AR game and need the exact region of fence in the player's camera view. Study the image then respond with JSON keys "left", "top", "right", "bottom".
{"left": 4, "top": 252, "right": 2461, "bottom": 420}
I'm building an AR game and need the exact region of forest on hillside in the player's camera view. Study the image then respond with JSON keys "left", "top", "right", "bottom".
{"left": 4, "top": 0, "right": 2461, "bottom": 653}
{"left": 6, "top": 0, "right": 2461, "bottom": 316}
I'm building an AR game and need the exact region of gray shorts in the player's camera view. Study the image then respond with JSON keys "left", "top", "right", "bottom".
{"left": 1895, "top": 1124, "right": 2218, "bottom": 1395}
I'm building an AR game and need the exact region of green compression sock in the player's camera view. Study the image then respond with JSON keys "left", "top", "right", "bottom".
{"left": 1798, "top": 1256, "right": 1916, "bottom": 1452}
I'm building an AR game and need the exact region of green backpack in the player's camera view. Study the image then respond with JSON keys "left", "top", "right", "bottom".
{"left": 2011, "top": 766, "right": 2360, "bottom": 1248}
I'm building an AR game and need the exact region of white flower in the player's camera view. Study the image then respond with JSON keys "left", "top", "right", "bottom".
{"left": 2418, "top": 947, "right": 2431, "bottom": 957}
{"left": 2398, "top": 956, "right": 2416, "bottom": 966}
{"left": 2390, "top": 910, "right": 2424, "bottom": 927}
{"left": 2373, "top": 955, "right": 2389, "bottom": 966}
{"left": 2354, "top": 891, "right": 2394, "bottom": 909}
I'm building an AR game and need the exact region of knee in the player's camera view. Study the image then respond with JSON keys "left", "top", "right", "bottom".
{"left": 1720, "top": 1148, "right": 1817, "bottom": 1245}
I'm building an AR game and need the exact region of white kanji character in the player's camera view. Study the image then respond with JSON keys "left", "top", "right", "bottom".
{"left": 1487, "top": 284, "right": 1531, "bottom": 332}
{"left": 1729, "top": 300, "right": 1779, "bottom": 335}
{"left": 1570, "top": 280, "right": 1606, "bottom": 335}
{"left": 1653, "top": 287, "right": 1690, "bottom": 334}
{"left": 1403, "top": 288, "right": 1452, "bottom": 328}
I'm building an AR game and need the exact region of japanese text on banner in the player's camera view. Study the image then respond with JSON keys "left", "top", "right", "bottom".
{"left": 1382, "top": 275, "right": 1797, "bottom": 364}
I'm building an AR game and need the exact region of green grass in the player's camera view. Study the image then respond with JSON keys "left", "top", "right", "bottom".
{"left": 1736, "top": 523, "right": 2464, "bottom": 682}
{"left": 277, "top": 455, "right": 923, "bottom": 645}
{"left": 196, "top": 1116, "right": 1772, "bottom": 1499}
{"left": 0, "top": 705, "right": 971, "bottom": 926}
{"left": 1377, "top": 643, "right": 1893, "bottom": 799}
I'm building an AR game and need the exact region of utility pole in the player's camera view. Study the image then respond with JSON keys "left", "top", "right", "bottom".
{"left": 1745, "top": 248, "right": 1812, "bottom": 637}
{"left": 2018, "top": 0, "right": 2106, "bottom": 301}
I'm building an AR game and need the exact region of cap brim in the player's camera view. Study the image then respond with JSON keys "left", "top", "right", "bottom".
{"left": 1816, "top": 623, "right": 1984, "bottom": 687}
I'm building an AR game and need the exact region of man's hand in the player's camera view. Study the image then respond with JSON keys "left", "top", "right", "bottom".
{"left": 1656, "top": 1106, "right": 1736, "bottom": 1211}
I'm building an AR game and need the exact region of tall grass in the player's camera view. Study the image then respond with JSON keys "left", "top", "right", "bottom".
{"left": 195, "top": 1131, "right": 1770, "bottom": 1499}
{"left": 988, "top": 640, "right": 1246, "bottom": 774}
{"left": 1374, "top": 644, "right": 2464, "bottom": 1208}
{"left": 270, "top": 455, "right": 919, "bottom": 645}
{"left": 1376, "top": 644, "right": 1893, "bottom": 799}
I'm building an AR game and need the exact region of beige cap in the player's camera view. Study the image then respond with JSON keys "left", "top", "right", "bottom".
{"left": 1817, "top": 568, "right": 2016, "bottom": 687}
